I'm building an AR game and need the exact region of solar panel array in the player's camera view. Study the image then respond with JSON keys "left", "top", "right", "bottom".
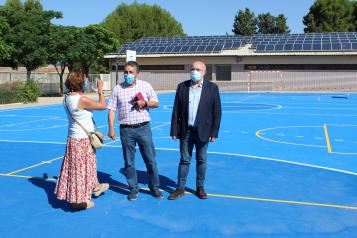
{"left": 119, "top": 32, "right": 357, "bottom": 54}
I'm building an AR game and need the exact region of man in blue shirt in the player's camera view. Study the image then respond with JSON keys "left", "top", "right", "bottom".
{"left": 169, "top": 61, "right": 222, "bottom": 200}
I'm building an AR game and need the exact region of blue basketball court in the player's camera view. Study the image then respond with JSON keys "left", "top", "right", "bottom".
{"left": 1, "top": 92, "right": 357, "bottom": 238}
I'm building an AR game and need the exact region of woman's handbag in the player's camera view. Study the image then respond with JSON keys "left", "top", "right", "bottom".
{"left": 64, "top": 96, "right": 105, "bottom": 149}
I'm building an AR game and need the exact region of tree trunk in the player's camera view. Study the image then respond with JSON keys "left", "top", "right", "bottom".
{"left": 26, "top": 69, "right": 31, "bottom": 81}
{"left": 60, "top": 67, "right": 65, "bottom": 95}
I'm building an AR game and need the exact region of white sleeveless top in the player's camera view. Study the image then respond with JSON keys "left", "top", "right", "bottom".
{"left": 64, "top": 94, "right": 94, "bottom": 139}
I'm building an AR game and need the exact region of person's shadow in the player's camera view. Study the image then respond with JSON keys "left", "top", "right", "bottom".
{"left": 28, "top": 172, "right": 129, "bottom": 212}
{"left": 96, "top": 171, "right": 129, "bottom": 196}
{"left": 28, "top": 174, "right": 74, "bottom": 212}
{"left": 118, "top": 168, "right": 196, "bottom": 196}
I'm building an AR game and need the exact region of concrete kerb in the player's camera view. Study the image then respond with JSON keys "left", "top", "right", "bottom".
{"left": 0, "top": 91, "right": 175, "bottom": 110}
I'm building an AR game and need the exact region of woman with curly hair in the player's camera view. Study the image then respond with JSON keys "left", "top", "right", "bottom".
{"left": 55, "top": 70, "right": 108, "bottom": 209}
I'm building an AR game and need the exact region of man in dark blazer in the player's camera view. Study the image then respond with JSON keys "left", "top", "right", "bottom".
{"left": 169, "top": 60, "right": 222, "bottom": 200}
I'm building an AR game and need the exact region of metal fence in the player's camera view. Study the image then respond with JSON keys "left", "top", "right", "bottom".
{"left": 1, "top": 70, "right": 357, "bottom": 93}
{"left": 0, "top": 72, "right": 112, "bottom": 95}
{"left": 132, "top": 70, "right": 357, "bottom": 92}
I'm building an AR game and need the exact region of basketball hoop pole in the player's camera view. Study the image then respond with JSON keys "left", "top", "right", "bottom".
{"left": 115, "top": 54, "right": 120, "bottom": 85}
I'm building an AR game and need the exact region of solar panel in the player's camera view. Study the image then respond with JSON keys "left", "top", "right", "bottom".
{"left": 342, "top": 43, "right": 352, "bottom": 50}
{"left": 196, "top": 45, "right": 206, "bottom": 52}
{"left": 256, "top": 45, "right": 266, "bottom": 51}
{"left": 322, "top": 43, "right": 332, "bottom": 50}
{"left": 331, "top": 43, "right": 342, "bottom": 50}
{"left": 117, "top": 32, "right": 357, "bottom": 54}
{"left": 293, "top": 44, "right": 303, "bottom": 50}
{"left": 275, "top": 44, "right": 284, "bottom": 51}
{"left": 303, "top": 44, "right": 312, "bottom": 51}
{"left": 283, "top": 44, "right": 293, "bottom": 51}
{"left": 265, "top": 44, "right": 274, "bottom": 51}
{"left": 312, "top": 43, "right": 322, "bottom": 50}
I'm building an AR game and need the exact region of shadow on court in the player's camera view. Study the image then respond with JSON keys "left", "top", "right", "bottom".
{"left": 118, "top": 168, "right": 196, "bottom": 195}
{"left": 28, "top": 174, "right": 74, "bottom": 212}
{"left": 27, "top": 169, "right": 196, "bottom": 211}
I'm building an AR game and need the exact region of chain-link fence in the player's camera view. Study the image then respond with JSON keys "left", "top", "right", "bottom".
{"left": 1, "top": 71, "right": 357, "bottom": 94}
{"left": 120, "top": 70, "right": 357, "bottom": 92}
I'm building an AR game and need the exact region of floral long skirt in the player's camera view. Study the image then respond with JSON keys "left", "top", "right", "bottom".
{"left": 55, "top": 138, "right": 99, "bottom": 203}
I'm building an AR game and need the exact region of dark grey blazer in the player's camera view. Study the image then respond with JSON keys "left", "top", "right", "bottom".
{"left": 170, "top": 79, "right": 222, "bottom": 143}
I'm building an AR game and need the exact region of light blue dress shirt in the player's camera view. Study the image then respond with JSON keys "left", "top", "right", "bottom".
{"left": 188, "top": 80, "right": 203, "bottom": 127}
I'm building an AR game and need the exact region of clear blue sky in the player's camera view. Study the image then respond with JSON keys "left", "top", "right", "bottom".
{"left": 0, "top": 0, "right": 316, "bottom": 35}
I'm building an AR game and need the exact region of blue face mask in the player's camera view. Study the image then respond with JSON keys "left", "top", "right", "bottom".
{"left": 83, "top": 80, "right": 89, "bottom": 91}
{"left": 124, "top": 74, "right": 136, "bottom": 85}
{"left": 190, "top": 70, "right": 202, "bottom": 82}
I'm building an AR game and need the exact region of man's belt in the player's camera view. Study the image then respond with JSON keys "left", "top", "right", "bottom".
{"left": 120, "top": 121, "right": 149, "bottom": 129}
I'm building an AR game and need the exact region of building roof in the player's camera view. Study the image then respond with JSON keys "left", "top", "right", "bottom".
{"left": 105, "top": 32, "right": 357, "bottom": 58}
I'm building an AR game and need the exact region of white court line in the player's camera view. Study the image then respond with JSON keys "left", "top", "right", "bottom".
{"left": 234, "top": 94, "right": 260, "bottom": 102}
{"left": 0, "top": 118, "right": 60, "bottom": 128}
{"left": 2, "top": 139, "right": 356, "bottom": 177}
{"left": 0, "top": 114, "right": 59, "bottom": 118}
{"left": 0, "top": 139, "right": 66, "bottom": 145}
{"left": 283, "top": 106, "right": 357, "bottom": 110}
{"left": 164, "top": 104, "right": 282, "bottom": 112}
{"left": 223, "top": 111, "right": 357, "bottom": 117}
{"left": 0, "top": 124, "right": 67, "bottom": 132}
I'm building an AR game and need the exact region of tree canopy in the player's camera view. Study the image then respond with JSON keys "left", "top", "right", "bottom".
{"left": 233, "top": 9, "right": 290, "bottom": 35}
{"left": 0, "top": 0, "right": 62, "bottom": 79}
{"left": 257, "top": 13, "right": 276, "bottom": 34}
{"left": 303, "top": 0, "right": 355, "bottom": 32}
{"left": 232, "top": 8, "right": 258, "bottom": 36}
{"left": 102, "top": 2, "right": 185, "bottom": 46}
{"left": 0, "top": 15, "right": 11, "bottom": 61}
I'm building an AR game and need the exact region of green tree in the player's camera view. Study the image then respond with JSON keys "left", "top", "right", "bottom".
{"left": 102, "top": 2, "right": 185, "bottom": 46}
{"left": 275, "top": 14, "right": 290, "bottom": 34}
{"left": 0, "top": 15, "right": 11, "bottom": 61}
{"left": 232, "top": 8, "right": 258, "bottom": 36}
{"left": 303, "top": 0, "right": 355, "bottom": 33}
{"left": 353, "top": 1, "right": 357, "bottom": 30}
{"left": 257, "top": 13, "right": 276, "bottom": 34}
{"left": 0, "top": 0, "right": 62, "bottom": 80}
{"left": 48, "top": 25, "right": 81, "bottom": 94}
{"left": 69, "top": 24, "right": 119, "bottom": 76}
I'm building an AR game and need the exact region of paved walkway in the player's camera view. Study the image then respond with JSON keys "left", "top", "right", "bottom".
{"left": 0, "top": 93, "right": 100, "bottom": 110}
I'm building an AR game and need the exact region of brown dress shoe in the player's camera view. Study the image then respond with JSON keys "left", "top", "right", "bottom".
{"left": 168, "top": 188, "right": 185, "bottom": 200}
{"left": 196, "top": 186, "right": 208, "bottom": 199}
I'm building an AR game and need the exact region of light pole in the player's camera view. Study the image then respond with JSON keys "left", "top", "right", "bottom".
{"left": 115, "top": 54, "right": 120, "bottom": 85}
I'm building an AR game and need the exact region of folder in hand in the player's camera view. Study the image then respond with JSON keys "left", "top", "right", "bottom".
{"left": 134, "top": 92, "right": 145, "bottom": 101}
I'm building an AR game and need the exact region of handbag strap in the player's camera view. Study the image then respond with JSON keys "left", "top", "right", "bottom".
{"left": 64, "top": 95, "right": 93, "bottom": 137}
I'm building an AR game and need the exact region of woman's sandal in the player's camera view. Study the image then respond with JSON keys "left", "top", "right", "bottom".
{"left": 71, "top": 200, "right": 94, "bottom": 210}
{"left": 93, "top": 183, "right": 109, "bottom": 197}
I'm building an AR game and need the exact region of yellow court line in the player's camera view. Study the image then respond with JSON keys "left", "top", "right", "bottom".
{"left": 0, "top": 173, "right": 57, "bottom": 181}
{"left": 323, "top": 124, "right": 332, "bottom": 153}
{"left": 1, "top": 175, "right": 355, "bottom": 211}
{"left": 5, "top": 156, "right": 63, "bottom": 175}
{"left": 3, "top": 138, "right": 121, "bottom": 175}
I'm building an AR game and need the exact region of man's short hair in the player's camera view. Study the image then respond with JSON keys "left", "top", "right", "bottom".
{"left": 124, "top": 61, "right": 139, "bottom": 73}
